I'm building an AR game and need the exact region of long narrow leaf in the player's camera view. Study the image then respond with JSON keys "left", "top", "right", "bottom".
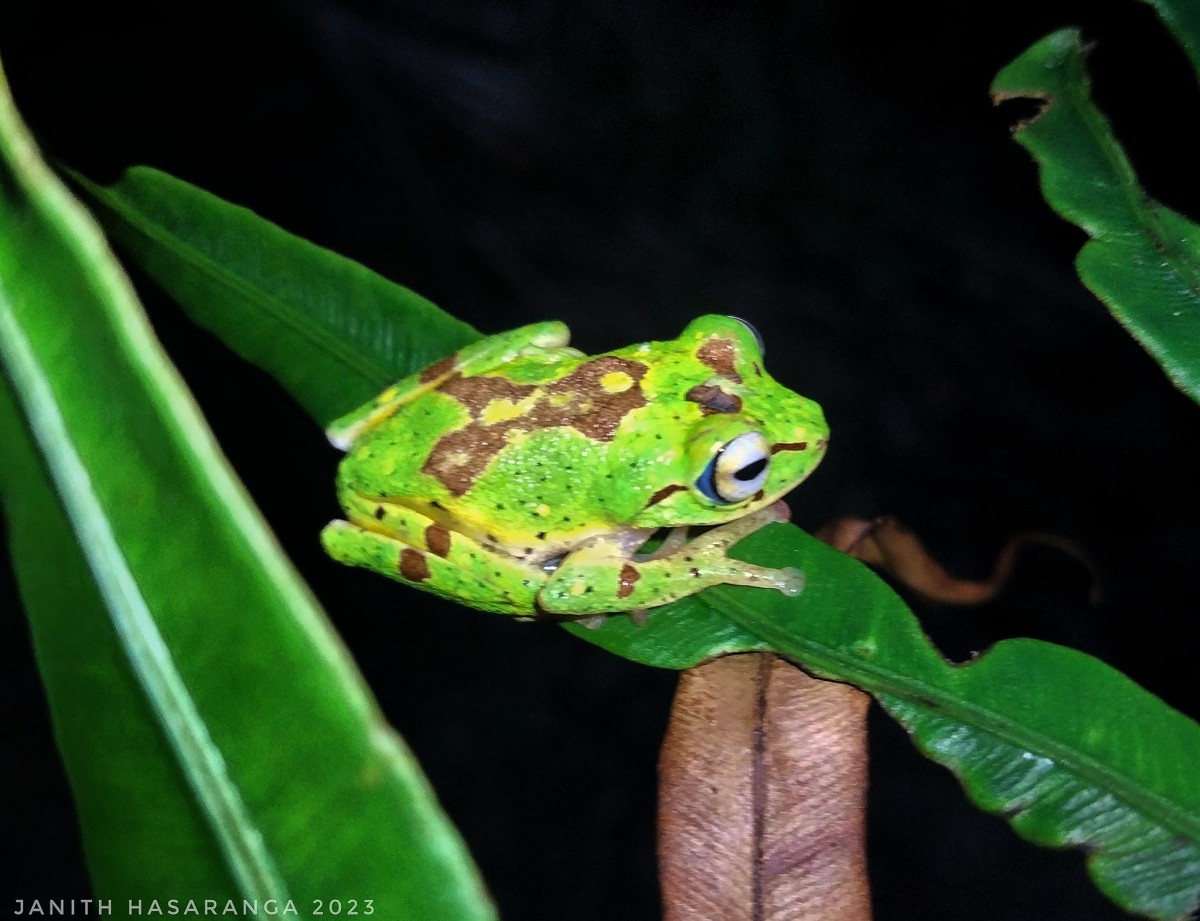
{"left": 71, "top": 166, "right": 480, "bottom": 425}
{"left": 0, "top": 62, "right": 495, "bottom": 920}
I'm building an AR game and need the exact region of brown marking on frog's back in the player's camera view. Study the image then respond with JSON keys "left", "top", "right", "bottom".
{"left": 422, "top": 356, "right": 649, "bottom": 496}
{"left": 538, "top": 356, "right": 648, "bottom": 440}
{"left": 685, "top": 384, "right": 743, "bottom": 415}
{"left": 697, "top": 338, "right": 742, "bottom": 382}
{"left": 438, "top": 372, "right": 531, "bottom": 412}
{"left": 400, "top": 549, "right": 431, "bottom": 582}
{"left": 422, "top": 425, "right": 511, "bottom": 498}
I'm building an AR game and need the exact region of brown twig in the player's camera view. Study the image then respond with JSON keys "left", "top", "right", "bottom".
{"left": 815, "top": 516, "right": 1102, "bottom": 606}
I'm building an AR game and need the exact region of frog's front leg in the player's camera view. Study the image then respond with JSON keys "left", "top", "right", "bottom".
{"left": 321, "top": 510, "right": 544, "bottom": 616}
{"left": 538, "top": 503, "right": 802, "bottom": 617}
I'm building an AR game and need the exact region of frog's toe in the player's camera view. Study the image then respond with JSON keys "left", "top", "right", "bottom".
{"left": 773, "top": 566, "right": 805, "bottom": 596}
{"left": 320, "top": 519, "right": 355, "bottom": 555}
{"left": 764, "top": 499, "right": 792, "bottom": 523}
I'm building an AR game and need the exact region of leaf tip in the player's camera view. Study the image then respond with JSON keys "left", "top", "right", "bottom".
{"left": 990, "top": 27, "right": 1094, "bottom": 136}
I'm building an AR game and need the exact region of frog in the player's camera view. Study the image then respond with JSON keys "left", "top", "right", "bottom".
{"left": 321, "top": 315, "right": 829, "bottom": 619}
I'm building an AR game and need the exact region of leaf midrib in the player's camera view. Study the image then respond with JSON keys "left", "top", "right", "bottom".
{"left": 0, "top": 95, "right": 294, "bottom": 902}
{"left": 0, "top": 302, "right": 293, "bottom": 903}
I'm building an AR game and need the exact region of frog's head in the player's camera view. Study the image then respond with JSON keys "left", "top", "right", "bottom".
{"left": 619, "top": 314, "right": 829, "bottom": 528}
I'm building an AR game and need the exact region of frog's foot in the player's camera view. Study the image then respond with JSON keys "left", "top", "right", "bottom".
{"left": 682, "top": 501, "right": 801, "bottom": 594}
{"left": 536, "top": 502, "right": 800, "bottom": 617}
{"left": 321, "top": 516, "right": 543, "bottom": 616}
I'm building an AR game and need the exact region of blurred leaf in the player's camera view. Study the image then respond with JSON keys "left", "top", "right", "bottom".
{"left": 74, "top": 156, "right": 1200, "bottom": 919}
{"left": 0, "top": 64, "right": 495, "bottom": 920}
{"left": 71, "top": 166, "right": 480, "bottom": 426}
{"left": 992, "top": 26, "right": 1200, "bottom": 404}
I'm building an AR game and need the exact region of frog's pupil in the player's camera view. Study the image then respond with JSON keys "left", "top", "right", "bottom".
{"left": 735, "top": 459, "right": 767, "bottom": 481}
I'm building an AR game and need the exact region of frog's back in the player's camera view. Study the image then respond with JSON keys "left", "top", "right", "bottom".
{"left": 428, "top": 347, "right": 641, "bottom": 501}
{"left": 337, "top": 344, "right": 636, "bottom": 545}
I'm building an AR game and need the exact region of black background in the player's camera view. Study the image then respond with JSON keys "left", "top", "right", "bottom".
{"left": 2, "top": 1, "right": 1198, "bottom": 919}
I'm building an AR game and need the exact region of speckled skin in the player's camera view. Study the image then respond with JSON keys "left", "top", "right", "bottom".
{"left": 322, "top": 315, "right": 828, "bottom": 617}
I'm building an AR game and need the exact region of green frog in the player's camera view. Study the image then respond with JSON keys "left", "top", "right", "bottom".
{"left": 322, "top": 315, "right": 828, "bottom": 618}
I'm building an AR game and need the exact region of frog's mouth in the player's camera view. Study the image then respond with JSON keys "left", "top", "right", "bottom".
{"left": 636, "top": 480, "right": 794, "bottom": 528}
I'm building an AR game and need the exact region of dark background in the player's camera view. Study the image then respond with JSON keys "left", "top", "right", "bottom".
{"left": 2, "top": 1, "right": 1198, "bottom": 918}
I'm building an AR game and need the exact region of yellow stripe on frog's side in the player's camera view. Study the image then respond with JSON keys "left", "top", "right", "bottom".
{"left": 343, "top": 489, "right": 618, "bottom": 562}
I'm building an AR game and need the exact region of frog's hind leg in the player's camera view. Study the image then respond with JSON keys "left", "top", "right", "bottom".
{"left": 326, "top": 321, "right": 575, "bottom": 449}
{"left": 538, "top": 503, "right": 802, "bottom": 617}
{"left": 321, "top": 518, "right": 543, "bottom": 616}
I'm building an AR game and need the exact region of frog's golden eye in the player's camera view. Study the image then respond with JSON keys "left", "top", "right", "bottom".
{"left": 697, "top": 431, "right": 771, "bottom": 504}
{"left": 726, "top": 316, "right": 764, "bottom": 356}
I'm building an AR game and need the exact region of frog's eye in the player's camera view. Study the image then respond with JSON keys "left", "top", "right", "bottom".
{"left": 726, "top": 316, "right": 764, "bottom": 357}
{"left": 697, "top": 431, "right": 771, "bottom": 504}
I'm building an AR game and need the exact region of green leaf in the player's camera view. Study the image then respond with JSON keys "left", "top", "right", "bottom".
{"left": 0, "top": 63, "right": 495, "bottom": 920}
{"left": 69, "top": 166, "right": 480, "bottom": 426}
{"left": 560, "top": 590, "right": 770, "bottom": 668}
{"left": 581, "top": 525, "right": 1200, "bottom": 920}
{"left": 991, "top": 26, "right": 1200, "bottom": 405}
{"left": 746, "top": 529, "right": 1200, "bottom": 919}
{"left": 73, "top": 118, "right": 1200, "bottom": 921}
